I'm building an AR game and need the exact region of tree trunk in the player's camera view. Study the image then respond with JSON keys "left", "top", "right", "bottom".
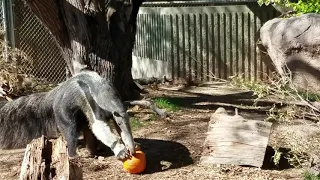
{"left": 23, "top": 0, "right": 143, "bottom": 100}
{"left": 20, "top": 136, "right": 83, "bottom": 180}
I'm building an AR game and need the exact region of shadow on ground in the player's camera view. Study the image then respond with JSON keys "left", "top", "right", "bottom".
{"left": 77, "top": 138, "right": 193, "bottom": 174}
{"left": 134, "top": 138, "right": 193, "bottom": 174}
{"left": 151, "top": 89, "right": 264, "bottom": 109}
{"left": 155, "top": 94, "right": 270, "bottom": 119}
{"left": 262, "top": 146, "right": 294, "bottom": 170}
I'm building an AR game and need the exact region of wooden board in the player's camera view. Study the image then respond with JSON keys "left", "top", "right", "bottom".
{"left": 200, "top": 107, "right": 272, "bottom": 167}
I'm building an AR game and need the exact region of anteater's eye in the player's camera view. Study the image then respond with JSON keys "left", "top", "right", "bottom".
{"left": 113, "top": 111, "right": 121, "bottom": 117}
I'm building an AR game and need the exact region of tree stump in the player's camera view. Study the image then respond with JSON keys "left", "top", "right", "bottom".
{"left": 19, "top": 136, "right": 82, "bottom": 180}
{"left": 200, "top": 107, "right": 272, "bottom": 167}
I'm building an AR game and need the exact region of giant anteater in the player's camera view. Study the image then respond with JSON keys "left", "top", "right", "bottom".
{"left": 0, "top": 71, "right": 135, "bottom": 159}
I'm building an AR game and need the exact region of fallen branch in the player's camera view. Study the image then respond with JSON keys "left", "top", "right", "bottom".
{"left": 134, "top": 81, "right": 145, "bottom": 92}
{"left": 124, "top": 100, "right": 168, "bottom": 118}
{"left": 205, "top": 102, "right": 272, "bottom": 112}
{"left": 134, "top": 77, "right": 166, "bottom": 85}
{"left": 282, "top": 65, "right": 320, "bottom": 113}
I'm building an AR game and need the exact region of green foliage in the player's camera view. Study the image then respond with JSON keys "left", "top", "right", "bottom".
{"left": 298, "top": 91, "right": 320, "bottom": 102}
{"left": 286, "top": 149, "right": 309, "bottom": 167}
{"left": 257, "top": 0, "right": 288, "bottom": 6}
{"left": 230, "top": 74, "right": 320, "bottom": 122}
{"left": 153, "top": 97, "right": 180, "bottom": 111}
{"left": 272, "top": 148, "right": 282, "bottom": 166}
{"left": 230, "top": 74, "right": 320, "bottom": 102}
{"left": 292, "top": 0, "right": 320, "bottom": 14}
{"left": 258, "top": 0, "right": 320, "bottom": 14}
{"left": 304, "top": 170, "right": 320, "bottom": 180}
{"left": 130, "top": 117, "right": 144, "bottom": 131}
{"left": 230, "top": 75, "right": 271, "bottom": 99}
{"left": 149, "top": 114, "right": 158, "bottom": 121}
{"left": 266, "top": 105, "right": 297, "bottom": 123}
{"left": 130, "top": 115, "right": 157, "bottom": 131}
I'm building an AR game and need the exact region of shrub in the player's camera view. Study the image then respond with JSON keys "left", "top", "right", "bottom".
{"left": 258, "top": 0, "right": 320, "bottom": 15}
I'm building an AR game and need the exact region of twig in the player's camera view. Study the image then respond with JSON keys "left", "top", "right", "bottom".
{"left": 282, "top": 65, "right": 320, "bottom": 113}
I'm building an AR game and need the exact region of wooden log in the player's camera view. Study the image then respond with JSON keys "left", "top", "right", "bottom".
{"left": 124, "top": 100, "right": 168, "bottom": 118}
{"left": 200, "top": 107, "right": 272, "bottom": 167}
{"left": 19, "top": 135, "right": 46, "bottom": 180}
{"left": 19, "top": 136, "right": 83, "bottom": 180}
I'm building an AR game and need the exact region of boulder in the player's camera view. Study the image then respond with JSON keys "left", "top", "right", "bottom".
{"left": 260, "top": 13, "right": 320, "bottom": 92}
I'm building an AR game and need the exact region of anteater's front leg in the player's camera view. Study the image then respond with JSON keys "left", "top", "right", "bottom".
{"left": 56, "top": 117, "right": 79, "bottom": 157}
{"left": 53, "top": 104, "right": 80, "bottom": 157}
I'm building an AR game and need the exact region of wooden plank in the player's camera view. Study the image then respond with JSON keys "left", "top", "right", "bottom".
{"left": 200, "top": 107, "right": 272, "bottom": 167}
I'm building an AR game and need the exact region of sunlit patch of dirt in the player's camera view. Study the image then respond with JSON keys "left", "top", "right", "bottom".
{"left": 0, "top": 87, "right": 307, "bottom": 180}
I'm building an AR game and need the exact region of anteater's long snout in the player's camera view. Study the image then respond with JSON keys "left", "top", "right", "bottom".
{"left": 114, "top": 112, "right": 136, "bottom": 155}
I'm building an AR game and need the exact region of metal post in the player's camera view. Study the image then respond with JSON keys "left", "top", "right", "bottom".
{"left": 1, "top": 0, "right": 9, "bottom": 61}
{"left": 3, "top": 0, "right": 15, "bottom": 48}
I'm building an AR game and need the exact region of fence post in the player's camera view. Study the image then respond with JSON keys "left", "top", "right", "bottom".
{"left": 2, "top": 0, "right": 15, "bottom": 47}
{"left": 1, "top": 0, "right": 7, "bottom": 61}
{"left": 2, "top": 0, "right": 15, "bottom": 62}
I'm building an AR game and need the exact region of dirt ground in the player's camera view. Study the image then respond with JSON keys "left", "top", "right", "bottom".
{"left": 0, "top": 85, "right": 310, "bottom": 180}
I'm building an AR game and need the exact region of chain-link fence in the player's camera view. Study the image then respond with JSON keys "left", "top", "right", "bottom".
{"left": 0, "top": 1, "right": 3, "bottom": 29}
{"left": 3, "top": 0, "right": 279, "bottom": 87}
{"left": 13, "top": 0, "right": 66, "bottom": 84}
{"left": 0, "top": 0, "right": 4, "bottom": 52}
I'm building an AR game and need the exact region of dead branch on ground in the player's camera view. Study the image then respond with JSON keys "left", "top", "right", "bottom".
{"left": 124, "top": 100, "right": 168, "bottom": 118}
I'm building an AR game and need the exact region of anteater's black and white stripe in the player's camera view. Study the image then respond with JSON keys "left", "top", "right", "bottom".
{"left": 0, "top": 71, "right": 135, "bottom": 159}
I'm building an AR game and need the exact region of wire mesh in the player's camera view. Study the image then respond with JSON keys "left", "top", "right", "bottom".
{"left": 13, "top": 0, "right": 66, "bottom": 84}
{"left": 9, "top": 0, "right": 278, "bottom": 85}
{"left": 0, "top": 0, "right": 3, "bottom": 28}
{"left": 0, "top": 0, "right": 4, "bottom": 46}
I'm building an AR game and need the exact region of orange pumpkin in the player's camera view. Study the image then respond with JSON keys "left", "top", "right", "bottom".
{"left": 122, "top": 150, "right": 146, "bottom": 174}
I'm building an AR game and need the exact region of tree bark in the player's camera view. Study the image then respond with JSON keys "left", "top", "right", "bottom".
{"left": 23, "top": 0, "right": 143, "bottom": 100}
{"left": 20, "top": 136, "right": 83, "bottom": 180}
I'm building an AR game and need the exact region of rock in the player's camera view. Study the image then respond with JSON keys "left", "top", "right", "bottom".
{"left": 259, "top": 13, "right": 320, "bottom": 92}
{"left": 98, "top": 156, "right": 105, "bottom": 161}
{"left": 160, "top": 160, "right": 172, "bottom": 170}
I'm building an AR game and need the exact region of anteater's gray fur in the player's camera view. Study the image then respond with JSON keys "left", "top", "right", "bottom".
{"left": 0, "top": 71, "right": 135, "bottom": 159}
{"left": 0, "top": 92, "right": 59, "bottom": 148}
{"left": 0, "top": 100, "right": 7, "bottom": 109}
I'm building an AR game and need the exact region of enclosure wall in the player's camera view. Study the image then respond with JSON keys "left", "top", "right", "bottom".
{"left": 132, "top": 2, "right": 280, "bottom": 81}
{"left": 3, "top": 1, "right": 280, "bottom": 83}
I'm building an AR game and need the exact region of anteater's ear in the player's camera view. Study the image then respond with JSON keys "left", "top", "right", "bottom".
{"left": 113, "top": 111, "right": 121, "bottom": 117}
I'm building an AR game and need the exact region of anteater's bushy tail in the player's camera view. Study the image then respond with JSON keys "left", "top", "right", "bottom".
{"left": 0, "top": 100, "right": 7, "bottom": 109}
{"left": 0, "top": 93, "right": 58, "bottom": 149}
